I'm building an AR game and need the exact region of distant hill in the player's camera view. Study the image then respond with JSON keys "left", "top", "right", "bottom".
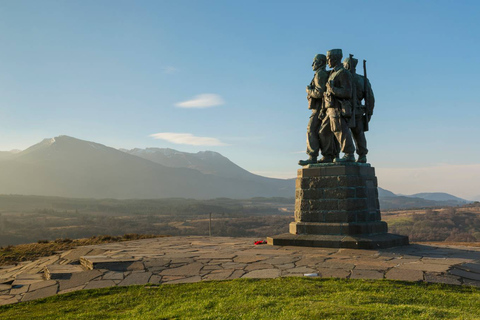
{"left": 0, "top": 136, "right": 294, "bottom": 199}
{"left": 379, "top": 190, "right": 470, "bottom": 210}
{"left": 377, "top": 186, "right": 471, "bottom": 209}
{"left": 377, "top": 187, "right": 396, "bottom": 198}
{"left": 0, "top": 150, "right": 19, "bottom": 160}
{"left": 0, "top": 135, "right": 470, "bottom": 208}
{"left": 122, "top": 148, "right": 268, "bottom": 181}
{"left": 409, "top": 192, "right": 468, "bottom": 203}
{"left": 379, "top": 196, "right": 455, "bottom": 210}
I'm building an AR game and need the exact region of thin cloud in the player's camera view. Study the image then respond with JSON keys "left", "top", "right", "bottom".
{"left": 175, "top": 94, "right": 225, "bottom": 108}
{"left": 150, "top": 132, "right": 229, "bottom": 146}
{"left": 163, "top": 66, "right": 177, "bottom": 74}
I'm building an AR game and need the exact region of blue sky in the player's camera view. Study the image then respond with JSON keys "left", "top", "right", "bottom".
{"left": 0, "top": 1, "right": 480, "bottom": 199}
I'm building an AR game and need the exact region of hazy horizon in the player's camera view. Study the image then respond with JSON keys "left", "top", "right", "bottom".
{"left": 0, "top": 134, "right": 478, "bottom": 201}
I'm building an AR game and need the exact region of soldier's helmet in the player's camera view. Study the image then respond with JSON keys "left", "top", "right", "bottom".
{"left": 343, "top": 56, "right": 358, "bottom": 71}
{"left": 313, "top": 54, "right": 326, "bottom": 64}
{"left": 327, "top": 49, "right": 343, "bottom": 58}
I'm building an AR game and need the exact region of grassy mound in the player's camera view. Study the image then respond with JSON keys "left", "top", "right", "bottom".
{"left": 0, "top": 278, "right": 478, "bottom": 319}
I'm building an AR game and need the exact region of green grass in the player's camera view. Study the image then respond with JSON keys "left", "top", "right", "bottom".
{"left": 1, "top": 278, "right": 479, "bottom": 319}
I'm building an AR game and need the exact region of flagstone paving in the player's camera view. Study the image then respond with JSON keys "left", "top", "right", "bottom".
{"left": 1, "top": 236, "right": 480, "bottom": 305}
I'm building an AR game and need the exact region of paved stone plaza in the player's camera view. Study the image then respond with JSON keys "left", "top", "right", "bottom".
{"left": 1, "top": 236, "right": 480, "bottom": 305}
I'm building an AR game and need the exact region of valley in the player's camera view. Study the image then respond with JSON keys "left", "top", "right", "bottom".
{"left": 0, "top": 194, "right": 478, "bottom": 247}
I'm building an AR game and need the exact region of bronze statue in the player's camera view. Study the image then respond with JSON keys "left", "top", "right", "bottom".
{"left": 299, "top": 54, "right": 332, "bottom": 166}
{"left": 318, "top": 48, "right": 356, "bottom": 163}
{"left": 343, "top": 55, "right": 375, "bottom": 163}
{"left": 273, "top": 54, "right": 409, "bottom": 249}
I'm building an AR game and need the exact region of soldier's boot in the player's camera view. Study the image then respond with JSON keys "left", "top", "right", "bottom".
{"left": 298, "top": 156, "right": 317, "bottom": 166}
{"left": 334, "top": 153, "right": 356, "bottom": 163}
{"left": 334, "top": 153, "right": 341, "bottom": 163}
{"left": 356, "top": 155, "right": 367, "bottom": 163}
{"left": 318, "top": 156, "right": 334, "bottom": 163}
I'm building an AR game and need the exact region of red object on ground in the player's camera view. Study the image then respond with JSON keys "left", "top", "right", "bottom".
{"left": 254, "top": 240, "right": 267, "bottom": 245}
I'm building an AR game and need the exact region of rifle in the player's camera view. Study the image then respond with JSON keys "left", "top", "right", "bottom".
{"left": 348, "top": 54, "right": 356, "bottom": 128}
{"left": 363, "top": 59, "right": 370, "bottom": 132}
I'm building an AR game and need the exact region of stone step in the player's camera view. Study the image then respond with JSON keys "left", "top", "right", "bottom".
{"left": 0, "top": 284, "right": 11, "bottom": 291}
{"left": 44, "top": 264, "right": 86, "bottom": 280}
{"left": 0, "top": 265, "right": 16, "bottom": 270}
{"left": 454, "top": 262, "right": 480, "bottom": 274}
{"left": 267, "top": 233, "right": 409, "bottom": 249}
{"left": 15, "top": 273, "right": 44, "bottom": 280}
{"left": 80, "top": 256, "right": 138, "bottom": 271}
{"left": 290, "top": 221, "right": 388, "bottom": 235}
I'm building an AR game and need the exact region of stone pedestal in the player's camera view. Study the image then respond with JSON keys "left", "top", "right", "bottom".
{"left": 267, "top": 163, "right": 409, "bottom": 249}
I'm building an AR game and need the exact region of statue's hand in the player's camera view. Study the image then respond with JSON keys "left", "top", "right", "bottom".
{"left": 341, "top": 108, "right": 352, "bottom": 118}
{"left": 326, "top": 82, "right": 334, "bottom": 95}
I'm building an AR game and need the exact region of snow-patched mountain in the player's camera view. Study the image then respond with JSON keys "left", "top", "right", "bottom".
{"left": 0, "top": 136, "right": 294, "bottom": 199}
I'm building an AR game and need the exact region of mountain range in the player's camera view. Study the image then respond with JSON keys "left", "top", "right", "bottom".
{"left": 0, "top": 135, "right": 472, "bottom": 206}
{"left": 0, "top": 136, "right": 293, "bottom": 199}
{"left": 378, "top": 190, "right": 469, "bottom": 210}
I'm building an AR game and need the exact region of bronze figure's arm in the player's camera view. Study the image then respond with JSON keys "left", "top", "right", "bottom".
{"left": 327, "top": 70, "right": 352, "bottom": 100}
{"left": 307, "top": 71, "right": 328, "bottom": 99}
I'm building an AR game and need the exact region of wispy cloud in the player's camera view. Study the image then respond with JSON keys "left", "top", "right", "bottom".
{"left": 175, "top": 94, "right": 224, "bottom": 108}
{"left": 162, "top": 66, "right": 177, "bottom": 74}
{"left": 150, "top": 132, "right": 228, "bottom": 146}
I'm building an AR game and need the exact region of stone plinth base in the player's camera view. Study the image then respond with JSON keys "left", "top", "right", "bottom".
{"left": 267, "top": 233, "right": 409, "bottom": 249}
{"left": 268, "top": 163, "right": 409, "bottom": 249}
{"left": 290, "top": 221, "right": 387, "bottom": 235}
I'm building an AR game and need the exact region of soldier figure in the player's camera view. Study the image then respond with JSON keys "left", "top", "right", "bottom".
{"left": 298, "top": 54, "right": 334, "bottom": 165}
{"left": 319, "top": 49, "right": 356, "bottom": 163}
{"left": 343, "top": 56, "right": 375, "bottom": 163}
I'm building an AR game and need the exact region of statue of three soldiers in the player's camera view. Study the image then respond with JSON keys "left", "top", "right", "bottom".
{"left": 299, "top": 48, "right": 375, "bottom": 166}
